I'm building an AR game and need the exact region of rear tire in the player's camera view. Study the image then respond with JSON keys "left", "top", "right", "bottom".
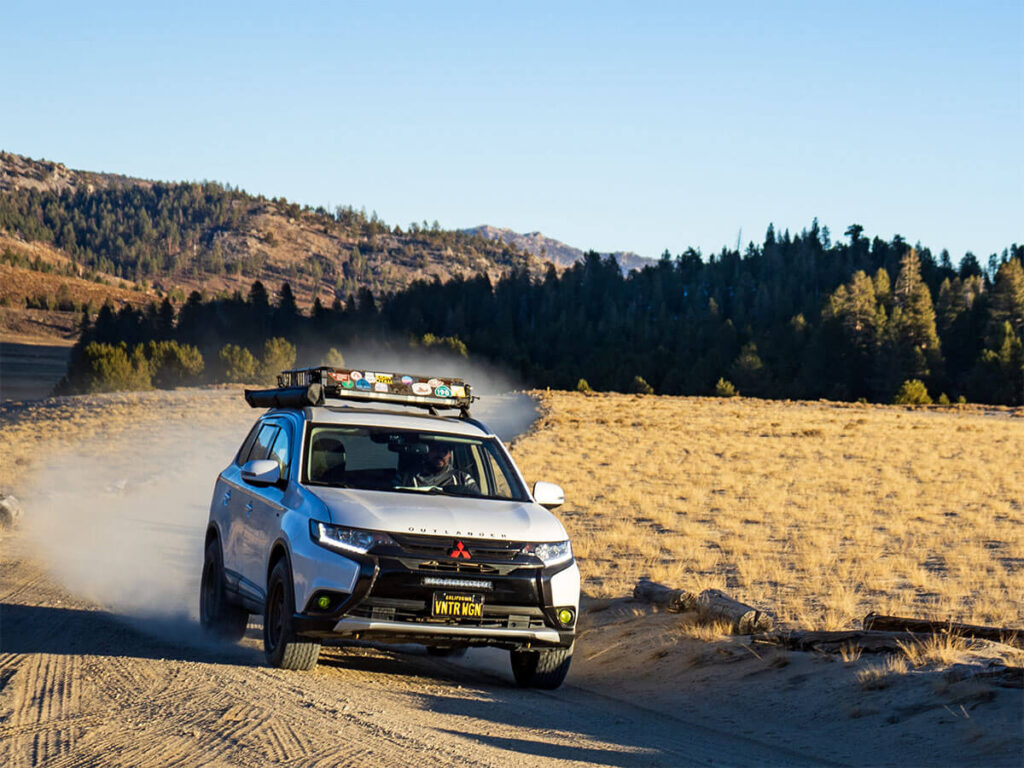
{"left": 200, "top": 539, "right": 248, "bottom": 642}
{"left": 264, "top": 559, "right": 321, "bottom": 670}
{"left": 510, "top": 642, "right": 574, "bottom": 689}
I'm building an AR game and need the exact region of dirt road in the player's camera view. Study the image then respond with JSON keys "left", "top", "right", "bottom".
{"left": 1, "top": 536, "right": 829, "bottom": 768}
{"left": 0, "top": 388, "right": 827, "bottom": 767}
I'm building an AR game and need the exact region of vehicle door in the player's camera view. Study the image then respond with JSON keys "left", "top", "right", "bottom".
{"left": 232, "top": 421, "right": 282, "bottom": 601}
{"left": 240, "top": 419, "right": 294, "bottom": 595}
{"left": 217, "top": 420, "right": 262, "bottom": 582}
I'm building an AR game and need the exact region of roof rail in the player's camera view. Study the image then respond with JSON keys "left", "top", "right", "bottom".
{"left": 244, "top": 366, "right": 475, "bottom": 416}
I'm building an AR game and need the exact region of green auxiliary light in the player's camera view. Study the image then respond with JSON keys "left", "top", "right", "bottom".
{"left": 557, "top": 608, "right": 574, "bottom": 625}
{"left": 317, "top": 595, "right": 331, "bottom": 609}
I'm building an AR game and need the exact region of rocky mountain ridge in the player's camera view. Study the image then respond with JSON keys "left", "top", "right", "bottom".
{"left": 462, "top": 225, "right": 652, "bottom": 273}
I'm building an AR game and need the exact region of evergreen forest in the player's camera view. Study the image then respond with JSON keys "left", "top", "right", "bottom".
{"left": 67, "top": 222, "right": 1024, "bottom": 405}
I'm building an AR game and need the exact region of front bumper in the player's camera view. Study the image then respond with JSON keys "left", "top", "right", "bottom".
{"left": 331, "top": 617, "right": 567, "bottom": 645}
{"left": 294, "top": 535, "right": 579, "bottom": 648}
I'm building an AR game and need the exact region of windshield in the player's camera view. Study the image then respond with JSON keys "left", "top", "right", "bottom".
{"left": 303, "top": 425, "right": 528, "bottom": 501}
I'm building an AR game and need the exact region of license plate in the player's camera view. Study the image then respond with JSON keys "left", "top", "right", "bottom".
{"left": 431, "top": 592, "right": 484, "bottom": 618}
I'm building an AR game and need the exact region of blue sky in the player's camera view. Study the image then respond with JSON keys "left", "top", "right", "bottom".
{"left": 5, "top": 1, "right": 1021, "bottom": 262}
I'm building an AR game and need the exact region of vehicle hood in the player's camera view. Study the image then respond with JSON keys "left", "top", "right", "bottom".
{"left": 307, "top": 487, "right": 569, "bottom": 542}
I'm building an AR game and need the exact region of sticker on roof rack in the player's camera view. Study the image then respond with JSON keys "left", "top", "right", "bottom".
{"left": 250, "top": 365, "right": 476, "bottom": 413}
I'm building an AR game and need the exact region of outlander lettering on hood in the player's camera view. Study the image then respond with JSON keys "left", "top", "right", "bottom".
{"left": 408, "top": 527, "right": 508, "bottom": 538}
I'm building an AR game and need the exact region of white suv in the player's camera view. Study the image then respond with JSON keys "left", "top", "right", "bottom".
{"left": 200, "top": 367, "right": 579, "bottom": 689}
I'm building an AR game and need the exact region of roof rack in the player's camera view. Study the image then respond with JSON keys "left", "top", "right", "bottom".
{"left": 244, "top": 366, "right": 475, "bottom": 416}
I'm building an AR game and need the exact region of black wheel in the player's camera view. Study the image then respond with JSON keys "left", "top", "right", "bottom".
{"left": 200, "top": 539, "right": 248, "bottom": 642}
{"left": 510, "top": 642, "right": 574, "bottom": 689}
{"left": 264, "top": 559, "right": 321, "bottom": 670}
{"left": 426, "top": 645, "right": 467, "bottom": 658}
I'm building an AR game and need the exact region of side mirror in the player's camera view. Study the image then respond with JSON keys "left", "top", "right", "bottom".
{"left": 533, "top": 481, "right": 565, "bottom": 510}
{"left": 241, "top": 459, "right": 281, "bottom": 487}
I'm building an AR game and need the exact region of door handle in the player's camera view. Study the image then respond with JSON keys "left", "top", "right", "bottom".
{"left": 245, "top": 502, "right": 254, "bottom": 516}
{"left": 222, "top": 490, "right": 231, "bottom": 505}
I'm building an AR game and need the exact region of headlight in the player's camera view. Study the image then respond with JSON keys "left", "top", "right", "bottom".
{"left": 522, "top": 540, "right": 573, "bottom": 566}
{"left": 310, "top": 521, "right": 394, "bottom": 554}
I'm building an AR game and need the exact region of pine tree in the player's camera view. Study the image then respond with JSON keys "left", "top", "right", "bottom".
{"left": 830, "top": 271, "right": 882, "bottom": 351}
{"left": 729, "top": 342, "right": 767, "bottom": 395}
{"left": 988, "top": 258, "right": 1024, "bottom": 340}
{"left": 274, "top": 282, "right": 300, "bottom": 336}
{"left": 888, "top": 248, "right": 942, "bottom": 385}
{"left": 969, "top": 322, "right": 1023, "bottom": 405}
{"left": 156, "top": 297, "right": 175, "bottom": 339}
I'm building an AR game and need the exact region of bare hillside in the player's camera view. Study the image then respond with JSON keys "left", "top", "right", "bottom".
{"left": 0, "top": 152, "right": 548, "bottom": 323}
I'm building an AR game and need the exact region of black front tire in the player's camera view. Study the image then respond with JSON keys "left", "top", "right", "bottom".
{"left": 264, "top": 559, "right": 321, "bottom": 670}
{"left": 200, "top": 539, "right": 248, "bottom": 642}
{"left": 510, "top": 642, "right": 574, "bottom": 689}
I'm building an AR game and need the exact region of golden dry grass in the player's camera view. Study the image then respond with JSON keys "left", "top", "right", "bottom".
{"left": 857, "top": 656, "right": 910, "bottom": 689}
{"left": 510, "top": 391, "right": 1024, "bottom": 629}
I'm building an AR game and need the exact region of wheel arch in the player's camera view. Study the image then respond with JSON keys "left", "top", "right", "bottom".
{"left": 205, "top": 523, "right": 222, "bottom": 551}
{"left": 267, "top": 537, "right": 292, "bottom": 584}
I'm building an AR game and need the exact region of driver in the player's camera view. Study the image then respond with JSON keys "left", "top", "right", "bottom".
{"left": 399, "top": 442, "right": 478, "bottom": 492}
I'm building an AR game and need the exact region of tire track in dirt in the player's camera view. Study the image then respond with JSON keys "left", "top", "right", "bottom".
{"left": 0, "top": 571, "right": 44, "bottom": 604}
{"left": 261, "top": 717, "right": 313, "bottom": 763}
{"left": 1, "top": 653, "right": 83, "bottom": 768}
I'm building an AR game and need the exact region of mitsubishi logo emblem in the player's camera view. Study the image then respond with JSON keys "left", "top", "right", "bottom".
{"left": 449, "top": 541, "right": 471, "bottom": 559}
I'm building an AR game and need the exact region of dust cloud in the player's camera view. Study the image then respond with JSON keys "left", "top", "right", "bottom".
{"left": 19, "top": 352, "right": 536, "bottom": 638}
{"left": 22, "top": 421, "right": 245, "bottom": 632}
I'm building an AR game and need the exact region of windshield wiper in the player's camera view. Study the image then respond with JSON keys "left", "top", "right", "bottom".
{"left": 393, "top": 484, "right": 482, "bottom": 498}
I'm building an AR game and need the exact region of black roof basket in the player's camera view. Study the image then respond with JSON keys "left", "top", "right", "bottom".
{"left": 244, "top": 366, "right": 475, "bottom": 416}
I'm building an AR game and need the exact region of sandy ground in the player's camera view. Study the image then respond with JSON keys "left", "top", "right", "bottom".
{"left": 0, "top": 388, "right": 1021, "bottom": 767}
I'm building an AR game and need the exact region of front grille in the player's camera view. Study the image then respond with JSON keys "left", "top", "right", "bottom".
{"left": 342, "top": 553, "right": 552, "bottom": 630}
{"left": 390, "top": 533, "right": 524, "bottom": 561}
{"left": 414, "top": 560, "right": 500, "bottom": 574}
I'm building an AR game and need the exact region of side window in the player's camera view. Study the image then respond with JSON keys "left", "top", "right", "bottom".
{"left": 269, "top": 426, "right": 291, "bottom": 479}
{"left": 452, "top": 445, "right": 480, "bottom": 485}
{"left": 245, "top": 424, "right": 279, "bottom": 464}
{"left": 481, "top": 449, "right": 513, "bottom": 498}
{"left": 235, "top": 422, "right": 262, "bottom": 466}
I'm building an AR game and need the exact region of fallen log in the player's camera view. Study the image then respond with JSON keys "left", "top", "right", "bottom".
{"left": 696, "top": 589, "right": 775, "bottom": 634}
{"left": 632, "top": 580, "right": 774, "bottom": 634}
{"left": 863, "top": 613, "right": 1023, "bottom": 649}
{"left": 632, "top": 579, "right": 696, "bottom": 612}
{"left": 752, "top": 629, "right": 924, "bottom": 654}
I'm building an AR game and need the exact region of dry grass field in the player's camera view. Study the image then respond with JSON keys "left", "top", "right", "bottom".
{"left": 2, "top": 388, "right": 1021, "bottom": 765}
{"left": 510, "top": 391, "right": 1024, "bottom": 631}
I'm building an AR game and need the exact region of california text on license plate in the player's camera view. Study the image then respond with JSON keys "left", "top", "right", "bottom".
{"left": 431, "top": 592, "right": 484, "bottom": 618}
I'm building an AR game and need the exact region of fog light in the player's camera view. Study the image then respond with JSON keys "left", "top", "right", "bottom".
{"left": 557, "top": 608, "right": 574, "bottom": 626}
{"left": 317, "top": 595, "right": 331, "bottom": 610}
